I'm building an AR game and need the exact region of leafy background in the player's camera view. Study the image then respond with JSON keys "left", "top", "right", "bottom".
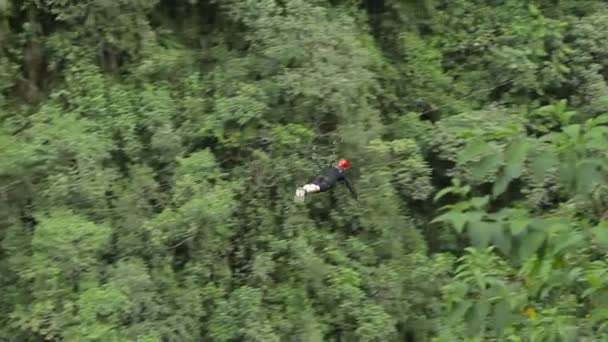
{"left": 2, "top": 0, "right": 608, "bottom": 341}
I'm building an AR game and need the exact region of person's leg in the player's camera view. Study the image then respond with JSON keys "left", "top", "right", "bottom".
{"left": 295, "top": 183, "right": 318, "bottom": 201}
{"left": 308, "top": 175, "right": 331, "bottom": 192}
{"left": 295, "top": 177, "right": 326, "bottom": 202}
{"left": 302, "top": 183, "right": 321, "bottom": 193}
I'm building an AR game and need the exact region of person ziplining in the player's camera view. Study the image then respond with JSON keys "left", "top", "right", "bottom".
{"left": 295, "top": 159, "right": 357, "bottom": 202}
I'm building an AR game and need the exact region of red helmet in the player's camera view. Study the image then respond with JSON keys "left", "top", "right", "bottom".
{"left": 337, "top": 159, "right": 350, "bottom": 169}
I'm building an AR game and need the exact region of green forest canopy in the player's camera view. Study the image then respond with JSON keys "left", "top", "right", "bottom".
{"left": 2, "top": 0, "right": 608, "bottom": 341}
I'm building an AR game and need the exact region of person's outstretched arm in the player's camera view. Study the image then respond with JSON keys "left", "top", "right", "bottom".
{"left": 342, "top": 175, "right": 357, "bottom": 200}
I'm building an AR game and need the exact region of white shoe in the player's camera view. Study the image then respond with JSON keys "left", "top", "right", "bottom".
{"left": 295, "top": 187, "right": 306, "bottom": 202}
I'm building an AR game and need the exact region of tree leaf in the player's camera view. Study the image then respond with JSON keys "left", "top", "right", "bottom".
{"left": 471, "top": 153, "right": 503, "bottom": 180}
{"left": 539, "top": 131, "right": 562, "bottom": 143}
{"left": 558, "top": 325, "right": 579, "bottom": 342}
{"left": 583, "top": 126, "right": 608, "bottom": 150}
{"left": 492, "top": 168, "right": 512, "bottom": 197}
{"left": 457, "top": 140, "right": 494, "bottom": 165}
{"left": 467, "top": 221, "right": 495, "bottom": 248}
{"left": 501, "top": 139, "right": 530, "bottom": 182}
{"left": 448, "top": 299, "right": 473, "bottom": 324}
{"left": 504, "top": 139, "right": 530, "bottom": 167}
{"left": 584, "top": 136, "right": 608, "bottom": 151}
{"left": 591, "top": 223, "right": 608, "bottom": 249}
{"left": 468, "top": 298, "right": 491, "bottom": 336}
{"left": 552, "top": 231, "right": 584, "bottom": 255}
{"left": 432, "top": 211, "right": 468, "bottom": 233}
{"left": 562, "top": 124, "right": 581, "bottom": 141}
{"left": 518, "top": 231, "right": 546, "bottom": 261}
{"left": 465, "top": 211, "right": 485, "bottom": 223}
{"left": 530, "top": 150, "right": 558, "bottom": 183}
{"left": 469, "top": 196, "right": 490, "bottom": 209}
{"left": 590, "top": 308, "right": 608, "bottom": 326}
{"left": 491, "top": 299, "right": 512, "bottom": 335}
{"left": 575, "top": 159, "right": 605, "bottom": 194}
{"left": 492, "top": 228, "right": 512, "bottom": 255}
{"left": 433, "top": 187, "right": 454, "bottom": 202}
{"left": 558, "top": 150, "right": 577, "bottom": 192}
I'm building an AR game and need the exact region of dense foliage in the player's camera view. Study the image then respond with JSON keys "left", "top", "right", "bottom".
{"left": 2, "top": 0, "right": 608, "bottom": 341}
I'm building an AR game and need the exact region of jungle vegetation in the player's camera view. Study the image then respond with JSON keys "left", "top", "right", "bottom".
{"left": 2, "top": 0, "right": 608, "bottom": 341}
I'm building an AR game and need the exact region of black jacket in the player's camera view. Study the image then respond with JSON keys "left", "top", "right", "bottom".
{"left": 310, "top": 166, "right": 357, "bottom": 199}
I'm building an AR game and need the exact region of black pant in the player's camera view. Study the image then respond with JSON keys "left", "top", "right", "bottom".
{"left": 311, "top": 175, "right": 334, "bottom": 192}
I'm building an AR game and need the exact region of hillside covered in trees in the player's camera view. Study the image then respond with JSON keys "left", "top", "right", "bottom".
{"left": 3, "top": 0, "right": 608, "bottom": 341}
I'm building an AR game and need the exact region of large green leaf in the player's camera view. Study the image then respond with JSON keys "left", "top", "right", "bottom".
{"left": 509, "top": 218, "right": 531, "bottom": 236}
{"left": 466, "top": 299, "right": 491, "bottom": 336}
{"left": 558, "top": 150, "right": 578, "bottom": 192}
{"left": 504, "top": 139, "right": 530, "bottom": 169}
{"left": 518, "top": 230, "right": 546, "bottom": 261}
{"left": 530, "top": 149, "right": 558, "bottom": 183}
{"left": 492, "top": 168, "right": 512, "bottom": 197}
{"left": 448, "top": 299, "right": 473, "bottom": 324}
{"left": 562, "top": 124, "right": 581, "bottom": 141}
{"left": 551, "top": 230, "right": 584, "bottom": 255}
{"left": 491, "top": 299, "right": 512, "bottom": 335}
{"left": 471, "top": 153, "right": 503, "bottom": 181}
{"left": 491, "top": 228, "right": 512, "bottom": 255}
{"left": 432, "top": 211, "right": 468, "bottom": 233}
{"left": 470, "top": 196, "right": 490, "bottom": 209}
{"left": 458, "top": 140, "right": 495, "bottom": 165}
{"left": 575, "top": 158, "right": 605, "bottom": 194}
{"left": 591, "top": 223, "right": 608, "bottom": 249}
{"left": 467, "top": 221, "right": 496, "bottom": 248}
{"left": 583, "top": 125, "right": 608, "bottom": 150}
{"left": 487, "top": 139, "right": 529, "bottom": 197}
